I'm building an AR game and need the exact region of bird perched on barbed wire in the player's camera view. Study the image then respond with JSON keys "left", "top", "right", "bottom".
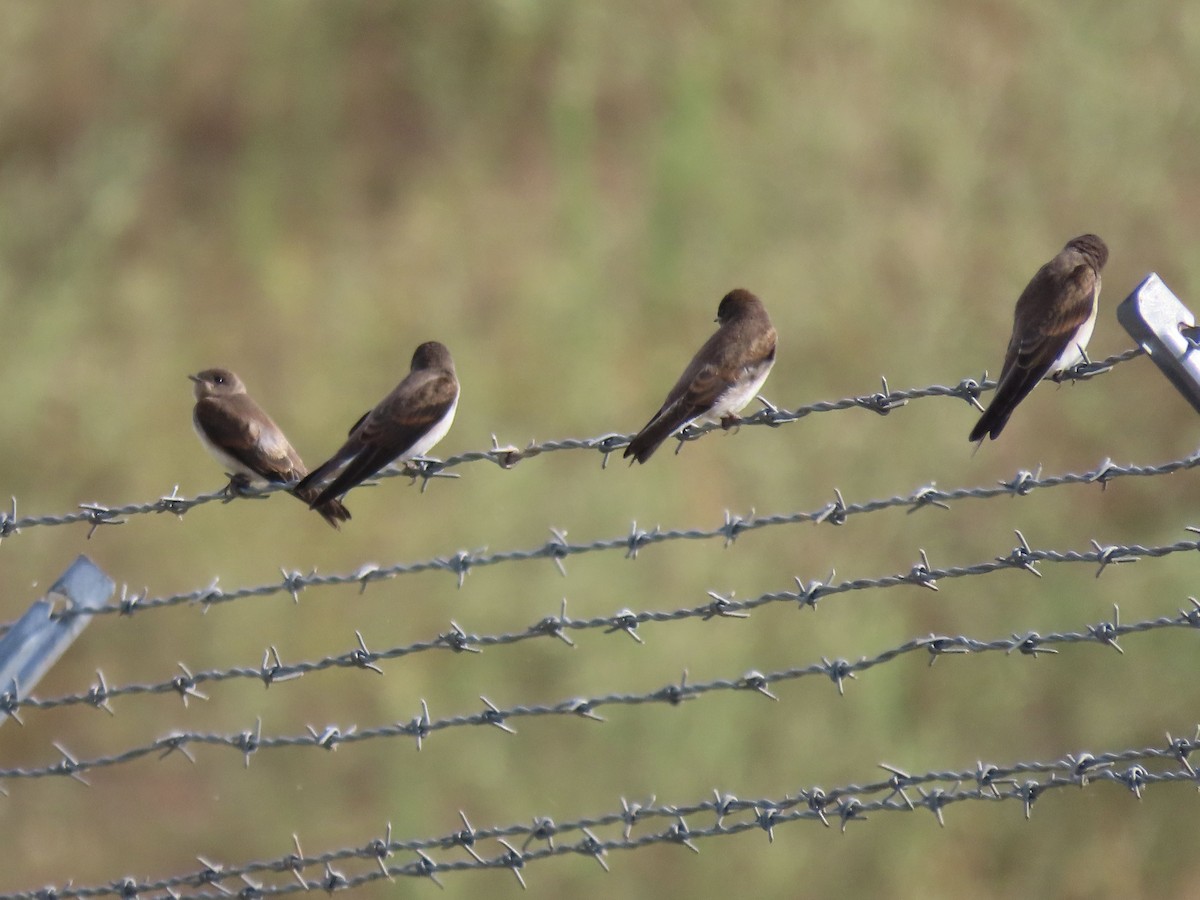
{"left": 624, "top": 288, "right": 777, "bottom": 464}
{"left": 969, "top": 233, "right": 1109, "bottom": 443}
{"left": 296, "top": 341, "right": 460, "bottom": 507}
{"left": 189, "top": 368, "right": 351, "bottom": 528}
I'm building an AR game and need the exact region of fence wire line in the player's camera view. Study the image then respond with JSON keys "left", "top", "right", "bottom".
{"left": 4, "top": 727, "right": 1196, "bottom": 899}
{"left": 7, "top": 528, "right": 1200, "bottom": 722}
{"left": 0, "top": 349, "right": 1143, "bottom": 543}
{"left": 4, "top": 563, "right": 1199, "bottom": 781}
{"left": 9, "top": 443, "right": 1199, "bottom": 639}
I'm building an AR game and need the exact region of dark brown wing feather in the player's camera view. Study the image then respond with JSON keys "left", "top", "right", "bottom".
{"left": 194, "top": 395, "right": 302, "bottom": 482}
{"left": 291, "top": 485, "right": 351, "bottom": 528}
{"left": 970, "top": 258, "right": 1099, "bottom": 441}
{"left": 625, "top": 317, "right": 775, "bottom": 463}
{"left": 624, "top": 362, "right": 732, "bottom": 464}
{"left": 196, "top": 397, "right": 350, "bottom": 528}
{"left": 295, "top": 409, "right": 371, "bottom": 493}
{"left": 358, "top": 369, "right": 456, "bottom": 450}
{"left": 305, "top": 369, "right": 458, "bottom": 507}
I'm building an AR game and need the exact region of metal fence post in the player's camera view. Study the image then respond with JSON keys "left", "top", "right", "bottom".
{"left": 0, "top": 555, "right": 114, "bottom": 727}
{"left": 1117, "top": 273, "right": 1200, "bottom": 414}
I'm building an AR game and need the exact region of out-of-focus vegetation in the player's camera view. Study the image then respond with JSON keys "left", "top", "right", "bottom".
{"left": 3, "top": 2, "right": 1200, "bottom": 897}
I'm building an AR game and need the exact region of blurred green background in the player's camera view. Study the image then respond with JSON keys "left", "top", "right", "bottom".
{"left": 3, "top": 1, "right": 1200, "bottom": 897}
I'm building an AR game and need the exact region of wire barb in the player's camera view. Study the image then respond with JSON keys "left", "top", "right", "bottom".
{"left": 0, "top": 350, "right": 1145, "bottom": 544}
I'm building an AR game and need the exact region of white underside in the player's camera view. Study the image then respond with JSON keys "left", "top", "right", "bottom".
{"left": 1049, "top": 278, "right": 1100, "bottom": 373}
{"left": 403, "top": 392, "right": 459, "bottom": 460}
{"left": 192, "top": 416, "right": 268, "bottom": 484}
{"left": 696, "top": 360, "right": 774, "bottom": 425}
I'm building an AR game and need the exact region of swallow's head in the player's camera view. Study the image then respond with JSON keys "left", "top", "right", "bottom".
{"left": 189, "top": 368, "right": 246, "bottom": 401}
{"left": 1066, "top": 234, "right": 1109, "bottom": 271}
{"left": 716, "top": 288, "right": 765, "bottom": 325}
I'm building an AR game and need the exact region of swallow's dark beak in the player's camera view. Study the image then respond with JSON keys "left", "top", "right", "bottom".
{"left": 187, "top": 373, "right": 202, "bottom": 383}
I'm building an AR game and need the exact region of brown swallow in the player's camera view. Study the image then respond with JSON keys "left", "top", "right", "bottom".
{"left": 970, "top": 234, "right": 1108, "bottom": 442}
{"left": 189, "top": 368, "right": 350, "bottom": 528}
{"left": 296, "top": 341, "right": 460, "bottom": 506}
{"left": 624, "top": 289, "right": 777, "bottom": 463}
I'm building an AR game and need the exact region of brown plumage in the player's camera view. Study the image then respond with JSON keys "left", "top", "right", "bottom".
{"left": 624, "top": 289, "right": 777, "bottom": 464}
{"left": 296, "top": 341, "right": 460, "bottom": 507}
{"left": 970, "top": 234, "right": 1108, "bottom": 442}
{"left": 190, "top": 368, "right": 350, "bottom": 528}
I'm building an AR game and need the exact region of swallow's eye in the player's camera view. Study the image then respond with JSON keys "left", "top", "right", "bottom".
{"left": 213, "top": 375, "right": 225, "bottom": 384}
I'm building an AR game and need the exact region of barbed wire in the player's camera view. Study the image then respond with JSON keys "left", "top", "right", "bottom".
{"left": 6, "top": 525, "right": 1200, "bottom": 722}
{"left": 7, "top": 441, "right": 1196, "bottom": 639}
{"left": 4, "top": 725, "right": 1195, "bottom": 899}
{"left": 4, "top": 551, "right": 1198, "bottom": 781}
{"left": 0, "top": 349, "right": 1143, "bottom": 544}
{"left": 0, "top": 345, "right": 1184, "bottom": 900}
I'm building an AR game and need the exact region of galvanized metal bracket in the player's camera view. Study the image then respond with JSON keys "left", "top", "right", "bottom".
{"left": 1116, "top": 273, "right": 1200, "bottom": 415}
{"left": 0, "top": 555, "right": 114, "bottom": 727}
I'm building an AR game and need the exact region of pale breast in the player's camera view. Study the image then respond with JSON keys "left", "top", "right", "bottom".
{"left": 192, "top": 412, "right": 267, "bottom": 483}
{"left": 1049, "top": 277, "right": 1100, "bottom": 374}
{"left": 405, "top": 392, "right": 460, "bottom": 460}
{"left": 702, "top": 358, "right": 775, "bottom": 424}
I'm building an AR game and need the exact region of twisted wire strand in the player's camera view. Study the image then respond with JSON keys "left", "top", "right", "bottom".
{"left": 3, "top": 555, "right": 1197, "bottom": 778}
{"left": 0, "top": 349, "right": 1142, "bottom": 543}
{"left": 5, "top": 441, "right": 1194, "bottom": 639}
{"left": 2, "top": 725, "right": 1194, "bottom": 899}
{"left": 5, "top": 527, "right": 1199, "bottom": 720}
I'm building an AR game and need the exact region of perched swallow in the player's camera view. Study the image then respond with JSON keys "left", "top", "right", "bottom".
{"left": 189, "top": 368, "right": 351, "bottom": 528}
{"left": 969, "top": 234, "right": 1109, "bottom": 442}
{"left": 624, "top": 289, "right": 777, "bottom": 463}
{"left": 296, "top": 341, "right": 459, "bottom": 507}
